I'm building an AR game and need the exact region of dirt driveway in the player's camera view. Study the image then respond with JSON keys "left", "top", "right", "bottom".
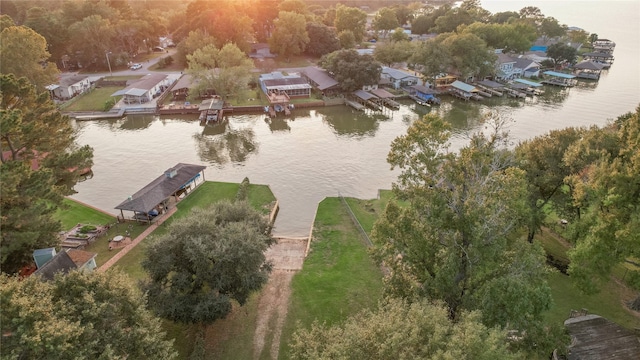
{"left": 253, "top": 237, "right": 307, "bottom": 359}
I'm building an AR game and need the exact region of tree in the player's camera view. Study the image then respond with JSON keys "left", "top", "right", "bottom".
{"left": 278, "top": 0, "right": 308, "bottom": 15}
{"left": 411, "top": 39, "right": 451, "bottom": 83}
{"left": 442, "top": 33, "right": 496, "bottom": 79}
{"left": 176, "top": 29, "right": 217, "bottom": 66}
{"left": 372, "top": 114, "right": 554, "bottom": 351}
{"left": 187, "top": 42, "right": 253, "bottom": 100}
{"left": 372, "top": 7, "right": 399, "bottom": 38}
{"left": 142, "top": 200, "right": 275, "bottom": 325}
{"left": 539, "top": 17, "right": 567, "bottom": 42}
{"left": 334, "top": 5, "right": 367, "bottom": 43}
{"left": 0, "top": 270, "right": 177, "bottom": 359}
{"left": 411, "top": 14, "right": 432, "bottom": 35}
{"left": 545, "top": 43, "right": 578, "bottom": 67}
{"left": 290, "top": 298, "right": 521, "bottom": 360}
{"left": 389, "top": 27, "right": 410, "bottom": 42}
{"left": 566, "top": 107, "right": 640, "bottom": 303}
{"left": 516, "top": 127, "right": 585, "bottom": 242}
{"left": 269, "top": 11, "right": 309, "bottom": 62}
{"left": 374, "top": 41, "right": 413, "bottom": 67}
{"left": 67, "top": 15, "right": 115, "bottom": 70}
{"left": 393, "top": 4, "right": 415, "bottom": 26}
{"left": 434, "top": 8, "right": 473, "bottom": 34}
{"left": 304, "top": 22, "right": 340, "bottom": 57}
{"left": 491, "top": 11, "right": 520, "bottom": 24}
{"left": 0, "top": 26, "right": 59, "bottom": 89}
{"left": 1, "top": 74, "right": 93, "bottom": 274}
{"left": 23, "top": 6, "right": 69, "bottom": 67}
{"left": 337, "top": 30, "right": 355, "bottom": 49}
{"left": 320, "top": 49, "right": 381, "bottom": 92}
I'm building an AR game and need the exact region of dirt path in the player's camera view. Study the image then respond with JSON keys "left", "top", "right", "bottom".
{"left": 252, "top": 237, "right": 307, "bottom": 359}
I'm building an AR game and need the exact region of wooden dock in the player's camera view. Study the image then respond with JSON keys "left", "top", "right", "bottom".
{"left": 346, "top": 100, "right": 365, "bottom": 111}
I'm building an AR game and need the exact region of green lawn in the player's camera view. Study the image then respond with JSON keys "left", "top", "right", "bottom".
{"left": 62, "top": 86, "right": 122, "bottom": 111}
{"left": 55, "top": 198, "right": 115, "bottom": 230}
{"left": 279, "top": 197, "right": 384, "bottom": 359}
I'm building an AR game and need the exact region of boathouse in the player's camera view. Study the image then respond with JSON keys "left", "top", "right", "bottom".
{"left": 171, "top": 74, "right": 193, "bottom": 100}
{"left": 514, "top": 78, "right": 544, "bottom": 94}
{"left": 352, "top": 90, "right": 381, "bottom": 111}
{"left": 449, "top": 80, "right": 482, "bottom": 101}
{"left": 476, "top": 80, "right": 505, "bottom": 96}
{"left": 259, "top": 71, "right": 311, "bottom": 99}
{"left": 573, "top": 60, "right": 605, "bottom": 80}
{"left": 198, "top": 97, "right": 224, "bottom": 124}
{"left": 115, "top": 163, "right": 206, "bottom": 223}
{"left": 581, "top": 52, "right": 614, "bottom": 68}
{"left": 369, "top": 88, "right": 400, "bottom": 109}
{"left": 542, "top": 71, "right": 577, "bottom": 87}
{"left": 409, "top": 85, "right": 440, "bottom": 105}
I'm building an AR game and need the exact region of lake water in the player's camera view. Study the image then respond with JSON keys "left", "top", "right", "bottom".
{"left": 71, "top": 1, "right": 639, "bottom": 236}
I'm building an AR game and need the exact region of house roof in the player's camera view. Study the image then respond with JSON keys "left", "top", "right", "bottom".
{"left": 172, "top": 74, "right": 193, "bottom": 91}
{"left": 565, "top": 315, "right": 640, "bottom": 359}
{"left": 497, "top": 53, "right": 516, "bottom": 64}
{"left": 582, "top": 52, "right": 615, "bottom": 59}
{"left": 111, "top": 73, "right": 168, "bottom": 97}
{"left": 574, "top": 60, "right": 605, "bottom": 70}
{"left": 66, "top": 249, "right": 97, "bottom": 268}
{"left": 513, "top": 57, "right": 539, "bottom": 69}
{"left": 381, "top": 67, "right": 418, "bottom": 81}
{"left": 544, "top": 71, "right": 576, "bottom": 79}
{"left": 450, "top": 80, "right": 477, "bottom": 93}
{"left": 115, "top": 163, "right": 206, "bottom": 213}
{"left": 59, "top": 75, "right": 89, "bottom": 87}
{"left": 303, "top": 67, "right": 339, "bottom": 91}
{"left": 353, "top": 90, "right": 377, "bottom": 101}
{"left": 369, "top": 88, "right": 395, "bottom": 99}
{"left": 33, "top": 251, "right": 77, "bottom": 281}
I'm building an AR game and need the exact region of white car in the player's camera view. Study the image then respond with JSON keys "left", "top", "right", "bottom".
{"left": 130, "top": 63, "right": 142, "bottom": 70}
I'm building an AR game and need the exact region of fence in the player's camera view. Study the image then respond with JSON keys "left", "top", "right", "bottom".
{"left": 338, "top": 192, "right": 373, "bottom": 248}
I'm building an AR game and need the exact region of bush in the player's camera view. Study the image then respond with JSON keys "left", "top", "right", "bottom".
{"left": 79, "top": 225, "right": 97, "bottom": 234}
{"left": 236, "top": 177, "right": 250, "bottom": 201}
{"left": 103, "top": 98, "right": 116, "bottom": 111}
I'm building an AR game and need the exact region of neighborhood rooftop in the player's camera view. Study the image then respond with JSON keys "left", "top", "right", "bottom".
{"left": 302, "top": 66, "right": 339, "bottom": 90}
{"left": 111, "top": 73, "right": 168, "bottom": 96}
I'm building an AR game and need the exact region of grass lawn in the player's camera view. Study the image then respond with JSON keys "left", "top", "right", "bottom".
{"left": 279, "top": 197, "right": 384, "bottom": 359}
{"left": 62, "top": 86, "right": 122, "bottom": 111}
{"left": 56, "top": 198, "right": 115, "bottom": 230}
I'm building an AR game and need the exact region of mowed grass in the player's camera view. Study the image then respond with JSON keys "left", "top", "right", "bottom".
{"left": 279, "top": 197, "right": 384, "bottom": 359}
{"left": 56, "top": 198, "right": 115, "bottom": 230}
{"left": 62, "top": 86, "right": 122, "bottom": 111}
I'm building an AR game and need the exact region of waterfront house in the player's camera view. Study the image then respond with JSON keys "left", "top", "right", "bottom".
{"left": 111, "top": 73, "right": 172, "bottom": 104}
{"left": 259, "top": 71, "right": 311, "bottom": 99}
{"left": 171, "top": 74, "right": 194, "bottom": 100}
{"left": 31, "top": 248, "right": 97, "bottom": 280}
{"left": 380, "top": 67, "right": 420, "bottom": 89}
{"left": 495, "top": 53, "right": 541, "bottom": 80}
{"left": 46, "top": 75, "right": 91, "bottom": 100}
{"left": 302, "top": 66, "right": 341, "bottom": 96}
{"left": 573, "top": 60, "right": 605, "bottom": 80}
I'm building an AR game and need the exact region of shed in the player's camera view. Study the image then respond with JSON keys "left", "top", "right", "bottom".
{"left": 565, "top": 314, "right": 640, "bottom": 359}
{"left": 115, "top": 163, "right": 206, "bottom": 222}
{"left": 66, "top": 249, "right": 98, "bottom": 272}
{"left": 33, "top": 251, "right": 77, "bottom": 281}
{"left": 33, "top": 247, "right": 57, "bottom": 269}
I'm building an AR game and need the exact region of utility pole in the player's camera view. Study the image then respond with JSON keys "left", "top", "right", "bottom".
{"left": 105, "top": 51, "right": 113, "bottom": 78}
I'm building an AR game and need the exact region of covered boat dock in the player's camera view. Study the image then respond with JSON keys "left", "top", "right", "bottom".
{"left": 198, "top": 97, "right": 225, "bottom": 124}
{"left": 115, "top": 163, "right": 206, "bottom": 223}
{"left": 369, "top": 88, "right": 400, "bottom": 109}
{"left": 409, "top": 85, "right": 441, "bottom": 105}
{"left": 352, "top": 90, "right": 381, "bottom": 111}
{"left": 582, "top": 52, "right": 614, "bottom": 68}
{"left": 476, "top": 80, "right": 505, "bottom": 96}
{"left": 573, "top": 60, "right": 605, "bottom": 79}
{"left": 449, "top": 80, "right": 483, "bottom": 101}
{"left": 542, "top": 71, "right": 577, "bottom": 87}
{"left": 514, "top": 78, "right": 544, "bottom": 95}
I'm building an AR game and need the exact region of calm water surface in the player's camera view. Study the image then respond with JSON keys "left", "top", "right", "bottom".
{"left": 71, "top": 1, "right": 639, "bottom": 236}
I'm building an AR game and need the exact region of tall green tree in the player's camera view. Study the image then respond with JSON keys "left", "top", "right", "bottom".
{"left": 442, "top": 32, "right": 497, "bottom": 79}
{"left": 320, "top": 49, "right": 381, "bottom": 92}
{"left": 374, "top": 41, "right": 414, "bottom": 67}
{"left": 1, "top": 74, "right": 93, "bottom": 274}
{"left": 176, "top": 29, "right": 217, "bottom": 66}
{"left": 372, "top": 114, "right": 555, "bottom": 352}
{"left": 539, "top": 17, "right": 567, "bottom": 42}
{"left": 142, "top": 200, "right": 275, "bottom": 325}
{"left": 337, "top": 30, "right": 356, "bottom": 49}
{"left": 304, "top": 22, "right": 340, "bottom": 57}
{"left": 566, "top": 107, "right": 640, "bottom": 306}
{"left": 546, "top": 43, "right": 578, "bottom": 67}
{"left": 67, "top": 15, "right": 115, "bottom": 69}
{"left": 411, "top": 39, "right": 451, "bottom": 83}
{"left": 434, "top": 8, "right": 473, "bottom": 33}
{"left": 334, "top": 5, "right": 367, "bottom": 43}
{"left": 187, "top": 43, "right": 253, "bottom": 100}
{"left": 1, "top": 270, "right": 177, "bottom": 359}
{"left": 269, "top": 11, "right": 310, "bottom": 62}
{"left": 290, "top": 298, "right": 521, "bottom": 360}
{"left": 0, "top": 26, "right": 59, "bottom": 89}
{"left": 372, "top": 7, "right": 399, "bottom": 38}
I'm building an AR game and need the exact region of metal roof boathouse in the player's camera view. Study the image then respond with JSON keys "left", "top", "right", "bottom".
{"left": 115, "top": 163, "right": 206, "bottom": 223}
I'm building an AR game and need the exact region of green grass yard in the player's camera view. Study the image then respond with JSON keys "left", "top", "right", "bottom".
{"left": 61, "top": 86, "right": 122, "bottom": 112}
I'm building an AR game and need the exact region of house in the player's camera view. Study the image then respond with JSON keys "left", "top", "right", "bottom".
{"left": 302, "top": 66, "right": 341, "bottom": 96}
{"left": 33, "top": 250, "right": 77, "bottom": 280}
{"left": 111, "top": 73, "right": 173, "bottom": 104}
{"left": 495, "top": 53, "right": 542, "bottom": 80}
{"left": 259, "top": 71, "right": 311, "bottom": 98}
{"left": 46, "top": 75, "right": 91, "bottom": 100}
{"left": 31, "top": 248, "right": 97, "bottom": 280}
{"left": 171, "top": 74, "right": 194, "bottom": 100}
{"left": 33, "top": 247, "right": 57, "bottom": 268}
{"left": 66, "top": 249, "right": 97, "bottom": 272}
{"left": 381, "top": 67, "right": 420, "bottom": 89}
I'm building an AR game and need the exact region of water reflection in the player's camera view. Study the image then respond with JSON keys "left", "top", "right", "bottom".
{"left": 118, "top": 115, "right": 155, "bottom": 131}
{"left": 319, "top": 106, "right": 389, "bottom": 137}
{"left": 265, "top": 117, "right": 291, "bottom": 132}
{"left": 194, "top": 126, "right": 258, "bottom": 166}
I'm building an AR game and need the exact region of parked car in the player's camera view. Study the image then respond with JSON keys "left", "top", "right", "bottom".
{"left": 153, "top": 46, "right": 165, "bottom": 52}
{"left": 130, "top": 63, "right": 142, "bottom": 70}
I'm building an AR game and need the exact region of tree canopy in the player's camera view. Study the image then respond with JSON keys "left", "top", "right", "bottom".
{"left": 320, "top": 49, "right": 381, "bottom": 92}
{"left": 290, "top": 298, "right": 521, "bottom": 360}
{"left": 334, "top": 5, "right": 367, "bottom": 43}
{"left": 304, "top": 22, "right": 340, "bottom": 57}
{"left": 142, "top": 200, "right": 275, "bottom": 325}
{"left": 372, "top": 114, "right": 557, "bottom": 354}
{"left": 1, "top": 270, "right": 177, "bottom": 359}
{"left": 1, "top": 74, "right": 93, "bottom": 274}
{"left": 269, "top": 11, "right": 310, "bottom": 62}
{"left": 546, "top": 43, "right": 578, "bottom": 67}
{"left": 0, "top": 25, "right": 59, "bottom": 89}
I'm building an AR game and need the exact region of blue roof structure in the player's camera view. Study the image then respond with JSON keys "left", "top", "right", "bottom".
{"left": 544, "top": 71, "right": 576, "bottom": 79}
{"left": 514, "top": 78, "right": 543, "bottom": 87}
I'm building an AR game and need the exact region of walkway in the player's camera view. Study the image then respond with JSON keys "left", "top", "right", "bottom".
{"left": 97, "top": 206, "right": 177, "bottom": 272}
